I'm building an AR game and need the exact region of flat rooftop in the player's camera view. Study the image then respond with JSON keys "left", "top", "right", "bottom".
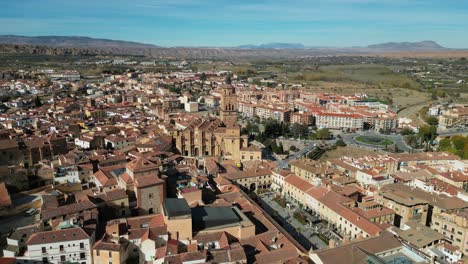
{"left": 191, "top": 206, "right": 247, "bottom": 231}
{"left": 164, "top": 198, "right": 191, "bottom": 219}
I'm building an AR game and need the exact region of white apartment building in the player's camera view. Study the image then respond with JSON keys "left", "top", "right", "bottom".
{"left": 23, "top": 227, "right": 95, "bottom": 264}
{"left": 75, "top": 136, "right": 93, "bottom": 150}
{"left": 316, "top": 112, "right": 363, "bottom": 130}
{"left": 255, "top": 105, "right": 291, "bottom": 123}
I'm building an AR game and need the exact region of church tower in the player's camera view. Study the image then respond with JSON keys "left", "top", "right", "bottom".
{"left": 219, "top": 85, "right": 238, "bottom": 126}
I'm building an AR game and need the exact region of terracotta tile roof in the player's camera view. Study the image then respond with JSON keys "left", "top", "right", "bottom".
{"left": 221, "top": 168, "right": 271, "bottom": 180}
{"left": 313, "top": 231, "right": 401, "bottom": 263}
{"left": 119, "top": 172, "right": 133, "bottom": 185}
{"left": 0, "top": 139, "right": 18, "bottom": 150}
{"left": 0, "top": 182, "right": 12, "bottom": 207}
{"left": 135, "top": 175, "right": 164, "bottom": 188}
{"left": 41, "top": 200, "right": 97, "bottom": 220}
{"left": 126, "top": 157, "right": 159, "bottom": 172}
{"left": 317, "top": 191, "right": 383, "bottom": 236}
{"left": 211, "top": 247, "right": 247, "bottom": 263}
{"left": 93, "top": 234, "right": 129, "bottom": 252}
{"left": 393, "top": 152, "right": 460, "bottom": 162}
{"left": 27, "top": 227, "right": 90, "bottom": 245}
{"left": 284, "top": 174, "right": 314, "bottom": 193}
{"left": 379, "top": 184, "right": 467, "bottom": 210}
{"left": 0, "top": 258, "right": 16, "bottom": 264}
{"left": 255, "top": 248, "right": 301, "bottom": 264}
{"left": 93, "top": 170, "right": 118, "bottom": 187}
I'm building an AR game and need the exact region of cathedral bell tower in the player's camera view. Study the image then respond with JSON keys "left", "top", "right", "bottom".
{"left": 219, "top": 85, "right": 238, "bottom": 126}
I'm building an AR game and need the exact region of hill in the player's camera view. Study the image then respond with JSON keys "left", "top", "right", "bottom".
{"left": 238, "top": 43, "right": 305, "bottom": 49}
{"left": 367, "top": 41, "right": 445, "bottom": 51}
{"left": 0, "top": 35, "right": 159, "bottom": 49}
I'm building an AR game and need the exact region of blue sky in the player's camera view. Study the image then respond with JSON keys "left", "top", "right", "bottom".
{"left": 0, "top": 0, "right": 467, "bottom": 48}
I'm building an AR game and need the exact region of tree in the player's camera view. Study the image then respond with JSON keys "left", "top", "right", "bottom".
{"left": 290, "top": 123, "right": 308, "bottom": 139}
{"left": 290, "top": 145, "right": 298, "bottom": 152}
{"left": 225, "top": 75, "right": 232, "bottom": 85}
{"left": 316, "top": 128, "right": 330, "bottom": 140}
{"left": 200, "top": 73, "right": 207, "bottom": 82}
{"left": 34, "top": 96, "right": 42, "bottom": 107}
{"left": 400, "top": 128, "right": 414, "bottom": 136}
{"left": 425, "top": 116, "right": 439, "bottom": 126}
{"left": 199, "top": 97, "right": 205, "bottom": 104}
{"left": 418, "top": 125, "right": 437, "bottom": 144}
{"left": 335, "top": 139, "right": 347, "bottom": 147}
{"left": 438, "top": 138, "right": 452, "bottom": 151}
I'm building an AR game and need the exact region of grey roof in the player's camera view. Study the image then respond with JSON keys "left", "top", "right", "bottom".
{"left": 163, "top": 198, "right": 191, "bottom": 218}
{"left": 191, "top": 206, "right": 241, "bottom": 231}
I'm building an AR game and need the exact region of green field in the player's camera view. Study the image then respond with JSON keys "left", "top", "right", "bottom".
{"left": 289, "top": 64, "right": 421, "bottom": 90}
{"left": 355, "top": 136, "right": 393, "bottom": 146}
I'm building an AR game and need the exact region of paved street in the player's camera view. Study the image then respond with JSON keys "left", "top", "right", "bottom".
{"left": 0, "top": 213, "right": 36, "bottom": 236}
{"left": 340, "top": 130, "right": 411, "bottom": 152}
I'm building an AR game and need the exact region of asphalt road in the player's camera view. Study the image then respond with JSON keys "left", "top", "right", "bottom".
{"left": 276, "top": 141, "right": 320, "bottom": 169}
{"left": 340, "top": 131, "right": 411, "bottom": 152}
{"left": 0, "top": 213, "right": 36, "bottom": 235}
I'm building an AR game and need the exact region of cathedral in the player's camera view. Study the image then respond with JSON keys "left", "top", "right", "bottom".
{"left": 174, "top": 85, "right": 248, "bottom": 162}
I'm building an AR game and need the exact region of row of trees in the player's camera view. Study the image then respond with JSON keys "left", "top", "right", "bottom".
{"left": 241, "top": 118, "right": 331, "bottom": 155}
{"left": 403, "top": 125, "right": 437, "bottom": 150}
{"left": 439, "top": 135, "right": 468, "bottom": 159}
{"left": 243, "top": 118, "right": 330, "bottom": 141}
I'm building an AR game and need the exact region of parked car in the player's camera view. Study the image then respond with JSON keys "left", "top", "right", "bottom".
{"left": 24, "top": 208, "right": 37, "bottom": 216}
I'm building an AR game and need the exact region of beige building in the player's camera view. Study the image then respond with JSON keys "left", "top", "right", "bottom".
{"left": 438, "top": 107, "right": 468, "bottom": 128}
{"left": 175, "top": 85, "right": 248, "bottom": 162}
{"left": 92, "top": 234, "right": 130, "bottom": 264}
{"left": 290, "top": 159, "right": 335, "bottom": 181}
{"left": 119, "top": 157, "right": 166, "bottom": 215}
{"left": 240, "top": 145, "right": 262, "bottom": 162}
{"left": 377, "top": 184, "right": 467, "bottom": 228}
{"left": 431, "top": 209, "right": 468, "bottom": 255}
{"left": 220, "top": 168, "right": 271, "bottom": 192}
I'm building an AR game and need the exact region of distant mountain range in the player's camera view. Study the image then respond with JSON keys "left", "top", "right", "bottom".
{"left": 238, "top": 43, "right": 305, "bottom": 49}
{"left": 0, "top": 35, "right": 461, "bottom": 59}
{"left": 367, "top": 41, "right": 445, "bottom": 50}
{"left": 0, "top": 35, "right": 159, "bottom": 49}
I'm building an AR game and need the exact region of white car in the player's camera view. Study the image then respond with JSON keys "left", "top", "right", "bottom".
{"left": 24, "top": 208, "right": 37, "bottom": 216}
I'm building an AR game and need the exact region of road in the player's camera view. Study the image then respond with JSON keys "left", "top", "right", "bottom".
{"left": 340, "top": 130, "right": 411, "bottom": 152}
{"left": 266, "top": 128, "right": 420, "bottom": 169}
{"left": 276, "top": 141, "right": 321, "bottom": 169}
{"left": 0, "top": 213, "right": 36, "bottom": 235}
{"left": 437, "top": 127, "right": 468, "bottom": 137}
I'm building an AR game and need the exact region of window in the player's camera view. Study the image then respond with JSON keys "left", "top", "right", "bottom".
{"left": 109, "top": 251, "right": 112, "bottom": 257}
{"left": 42, "top": 257, "right": 48, "bottom": 263}
{"left": 149, "top": 193, "right": 153, "bottom": 199}
{"left": 59, "top": 245, "right": 64, "bottom": 251}
{"left": 42, "top": 247, "right": 46, "bottom": 253}
{"left": 61, "top": 256, "right": 66, "bottom": 262}
{"left": 96, "top": 250, "right": 100, "bottom": 256}
{"left": 80, "top": 252, "right": 86, "bottom": 259}
{"left": 80, "top": 242, "right": 84, "bottom": 249}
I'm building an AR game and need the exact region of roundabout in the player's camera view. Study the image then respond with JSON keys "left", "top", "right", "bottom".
{"left": 355, "top": 135, "right": 394, "bottom": 146}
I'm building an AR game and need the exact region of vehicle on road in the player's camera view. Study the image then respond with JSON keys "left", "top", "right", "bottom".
{"left": 24, "top": 208, "right": 37, "bottom": 216}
